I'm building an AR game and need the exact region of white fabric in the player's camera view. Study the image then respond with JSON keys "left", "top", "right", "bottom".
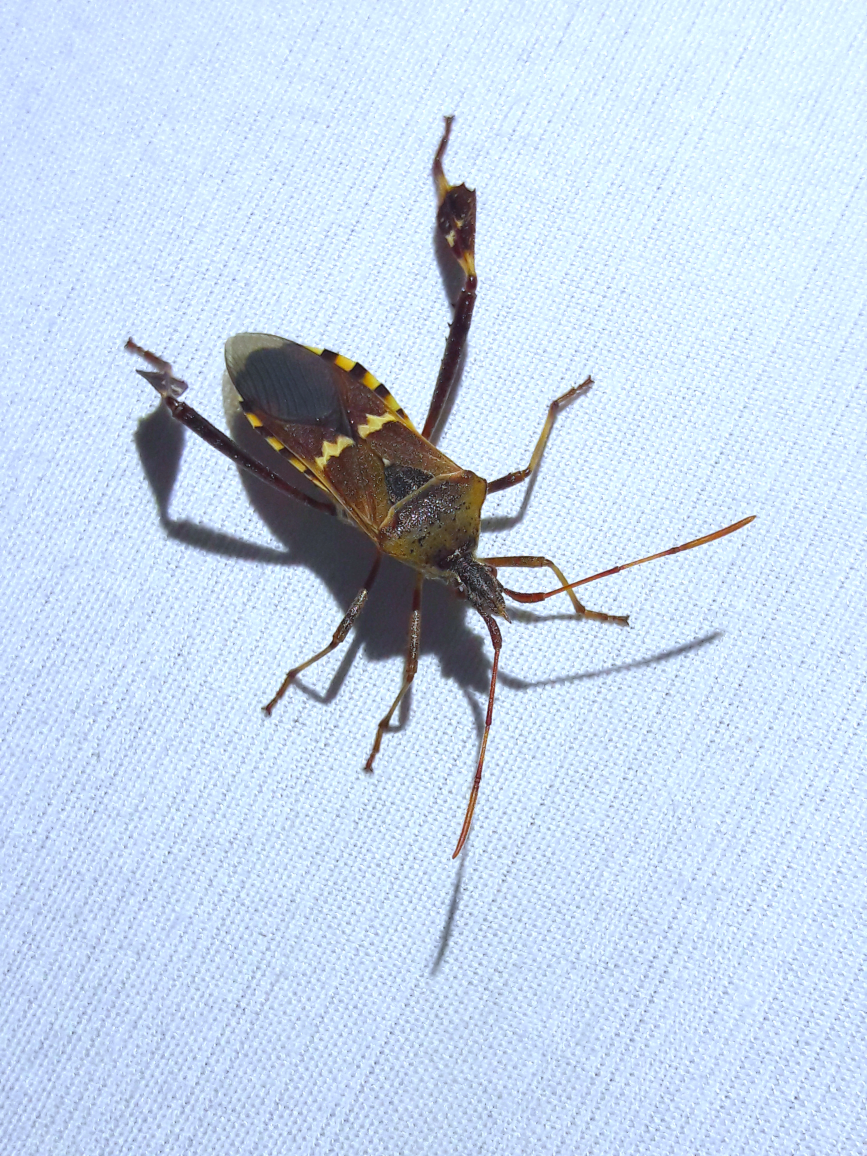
{"left": 2, "top": 0, "right": 865, "bottom": 1152}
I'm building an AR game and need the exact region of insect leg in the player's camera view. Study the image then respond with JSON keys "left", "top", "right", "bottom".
{"left": 486, "top": 377, "right": 593, "bottom": 494}
{"left": 127, "top": 339, "right": 337, "bottom": 515}
{"left": 482, "top": 555, "right": 629, "bottom": 625}
{"left": 498, "top": 517, "right": 757, "bottom": 605}
{"left": 263, "top": 554, "right": 382, "bottom": 715}
{"left": 452, "top": 613, "right": 502, "bottom": 858}
{"left": 422, "top": 117, "right": 478, "bottom": 441}
{"left": 364, "top": 573, "right": 423, "bottom": 770}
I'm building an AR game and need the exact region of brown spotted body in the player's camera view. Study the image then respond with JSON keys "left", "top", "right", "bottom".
{"left": 128, "top": 117, "right": 754, "bottom": 858}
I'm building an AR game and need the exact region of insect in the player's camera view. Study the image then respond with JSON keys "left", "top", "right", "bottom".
{"left": 128, "top": 117, "right": 754, "bottom": 857}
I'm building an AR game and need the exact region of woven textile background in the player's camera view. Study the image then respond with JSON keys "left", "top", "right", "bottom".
{"left": 2, "top": 1, "right": 864, "bottom": 1152}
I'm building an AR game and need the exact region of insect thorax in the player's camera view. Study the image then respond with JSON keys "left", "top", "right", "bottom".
{"left": 376, "top": 469, "right": 506, "bottom": 617}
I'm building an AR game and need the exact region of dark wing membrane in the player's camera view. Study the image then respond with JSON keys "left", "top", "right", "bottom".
{"left": 225, "top": 333, "right": 464, "bottom": 535}
{"left": 226, "top": 334, "right": 351, "bottom": 432}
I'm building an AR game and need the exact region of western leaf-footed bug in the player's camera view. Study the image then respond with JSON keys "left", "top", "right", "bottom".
{"left": 128, "top": 117, "right": 754, "bottom": 857}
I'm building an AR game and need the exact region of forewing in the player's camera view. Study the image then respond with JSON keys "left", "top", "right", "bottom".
{"left": 225, "top": 334, "right": 461, "bottom": 534}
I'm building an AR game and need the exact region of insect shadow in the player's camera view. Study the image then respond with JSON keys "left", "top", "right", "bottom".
{"left": 135, "top": 381, "right": 725, "bottom": 747}
{"left": 135, "top": 351, "right": 727, "bottom": 974}
{"left": 134, "top": 378, "right": 493, "bottom": 730}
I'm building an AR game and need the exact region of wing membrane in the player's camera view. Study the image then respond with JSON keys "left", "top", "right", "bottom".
{"left": 226, "top": 334, "right": 461, "bottom": 536}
